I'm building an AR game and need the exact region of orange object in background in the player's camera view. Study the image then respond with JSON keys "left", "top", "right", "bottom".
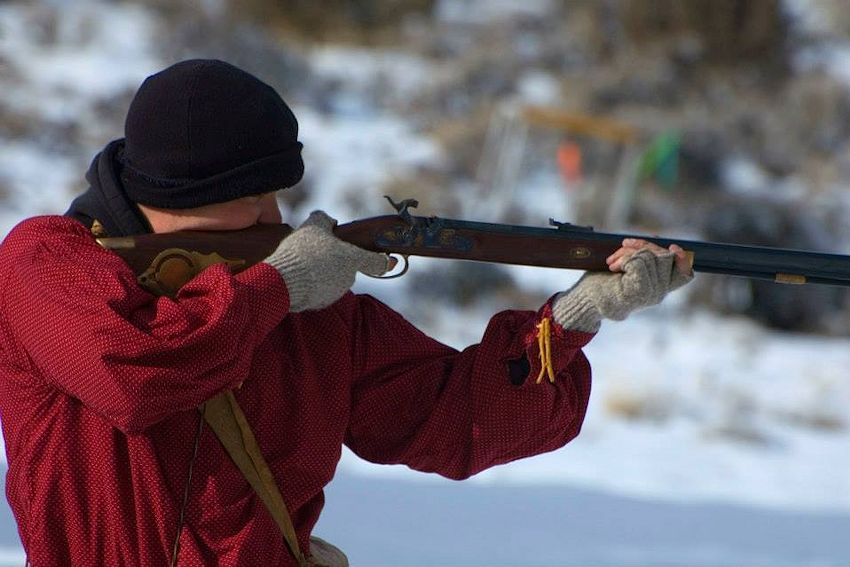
{"left": 557, "top": 141, "right": 583, "bottom": 186}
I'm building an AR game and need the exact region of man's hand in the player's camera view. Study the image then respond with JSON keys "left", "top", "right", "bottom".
{"left": 606, "top": 238, "right": 692, "bottom": 276}
{"left": 264, "top": 211, "right": 392, "bottom": 312}
{"left": 552, "top": 238, "right": 694, "bottom": 332}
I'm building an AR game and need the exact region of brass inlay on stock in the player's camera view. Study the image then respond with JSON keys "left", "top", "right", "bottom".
{"left": 569, "top": 247, "right": 591, "bottom": 259}
{"left": 775, "top": 273, "right": 807, "bottom": 285}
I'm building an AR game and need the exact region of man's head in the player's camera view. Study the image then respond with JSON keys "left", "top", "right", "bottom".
{"left": 119, "top": 59, "right": 303, "bottom": 228}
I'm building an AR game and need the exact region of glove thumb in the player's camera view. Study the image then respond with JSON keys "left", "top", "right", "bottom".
{"left": 300, "top": 210, "right": 337, "bottom": 231}
{"left": 357, "top": 250, "right": 394, "bottom": 277}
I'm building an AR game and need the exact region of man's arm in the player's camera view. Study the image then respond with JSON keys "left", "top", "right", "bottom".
{"left": 342, "top": 238, "right": 692, "bottom": 479}
{"left": 3, "top": 217, "right": 290, "bottom": 433}
{"left": 344, "top": 295, "right": 594, "bottom": 480}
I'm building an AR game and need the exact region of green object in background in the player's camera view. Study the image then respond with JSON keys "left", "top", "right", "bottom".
{"left": 637, "top": 132, "right": 680, "bottom": 190}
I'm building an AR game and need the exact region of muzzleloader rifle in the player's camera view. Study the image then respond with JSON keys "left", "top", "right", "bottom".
{"left": 97, "top": 197, "right": 850, "bottom": 297}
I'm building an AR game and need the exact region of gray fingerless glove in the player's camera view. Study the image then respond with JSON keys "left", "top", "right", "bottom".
{"left": 552, "top": 249, "right": 693, "bottom": 332}
{"left": 264, "top": 211, "right": 391, "bottom": 312}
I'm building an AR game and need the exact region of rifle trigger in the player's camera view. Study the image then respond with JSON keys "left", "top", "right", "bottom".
{"left": 367, "top": 254, "right": 409, "bottom": 280}
{"left": 549, "top": 219, "right": 594, "bottom": 232}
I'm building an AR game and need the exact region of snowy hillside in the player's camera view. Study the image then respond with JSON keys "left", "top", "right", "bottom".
{"left": 2, "top": 1, "right": 850, "bottom": 566}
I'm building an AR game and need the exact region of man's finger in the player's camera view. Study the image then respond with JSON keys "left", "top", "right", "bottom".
{"left": 622, "top": 238, "right": 649, "bottom": 249}
{"left": 609, "top": 249, "right": 637, "bottom": 272}
{"left": 358, "top": 251, "right": 395, "bottom": 277}
{"left": 623, "top": 238, "right": 671, "bottom": 257}
{"left": 669, "top": 244, "right": 693, "bottom": 276}
{"left": 606, "top": 246, "right": 632, "bottom": 267}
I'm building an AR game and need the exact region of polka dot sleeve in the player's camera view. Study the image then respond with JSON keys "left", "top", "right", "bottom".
{"left": 2, "top": 217, "right": 289, "bottom": 433}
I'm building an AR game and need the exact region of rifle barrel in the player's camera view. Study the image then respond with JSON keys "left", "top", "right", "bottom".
{"left": 338, "top": 215, "right": 850, "bottom": 287}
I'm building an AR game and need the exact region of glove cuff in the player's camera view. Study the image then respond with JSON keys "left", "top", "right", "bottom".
{"left": 552, "top": 288, "right": 602, "bottom": 333}
{"left": 264, "top": 249, "right": 312, "bottom": 313}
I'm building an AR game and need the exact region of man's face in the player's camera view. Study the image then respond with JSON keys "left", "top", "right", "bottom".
{"left": 201, "top": 192, "right": 284, "bottom": 229}
{"left": 140, "top": 192, "right": 283, "bottom": 233}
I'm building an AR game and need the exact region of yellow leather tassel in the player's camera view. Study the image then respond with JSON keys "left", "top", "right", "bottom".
{"left": 535, "top": 317, "right": 556, "bottom": 384}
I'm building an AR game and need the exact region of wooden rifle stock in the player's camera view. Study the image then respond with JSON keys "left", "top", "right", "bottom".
{"left": 98, "top": 207, "right": 850, "bottom": 295}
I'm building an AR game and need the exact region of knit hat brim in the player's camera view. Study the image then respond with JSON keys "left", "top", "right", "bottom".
{"left": 118, "top": 139, "right": 304, "bottom": 209}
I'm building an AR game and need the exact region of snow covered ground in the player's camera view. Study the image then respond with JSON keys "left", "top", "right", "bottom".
{"left": 2, "top": 1, "right": 850, "bottom": 565}
{"left": 314, "top": 473, "right": 850, "bottom": 567}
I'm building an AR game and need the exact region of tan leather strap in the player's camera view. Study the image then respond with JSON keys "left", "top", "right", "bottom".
{"left": 118, "top": 238, "right": 314, "bottom": 566}
{"left": 203, "top": 391, "right": 310, "bottom": 567}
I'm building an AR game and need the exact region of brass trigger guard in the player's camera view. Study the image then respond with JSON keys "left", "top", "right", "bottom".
{"left": 367, "top": 254, "right": 409, "bottom": 279}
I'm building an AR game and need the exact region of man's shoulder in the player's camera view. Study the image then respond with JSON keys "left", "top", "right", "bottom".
{"left": 1, "top": 215, "right": 93, "bottom": 263}
{"left": 3, "top": 215, "right": 89, "bottom": 244}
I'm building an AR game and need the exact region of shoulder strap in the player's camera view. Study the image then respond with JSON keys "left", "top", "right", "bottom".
{"left": 202, "top": 391, "right": 311, "bottom": 567}
{"left": 115, "top": 232, "right": 315, "bottom": 566}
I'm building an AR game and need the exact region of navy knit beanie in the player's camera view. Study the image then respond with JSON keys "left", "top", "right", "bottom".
{"left": 119, "top": 59, "right": 304, "bottom": 209}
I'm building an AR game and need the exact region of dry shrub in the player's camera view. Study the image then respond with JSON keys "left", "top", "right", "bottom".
{"left": 773, "top": 409, "right": 846, "bottom": 433}
{"left": 225, "top": 0, "right": 435, "bottom": 43}
{"left": 621, "top": 0, "right": 786, "bottom": 64}
{"left": 409, "top": 261, "right": 516, "bottom": 308}
{"left": 0, "top": 178, "right": 10, "bottom": 206}
{"left": 698, "top": 388, "right": 777, "bottom": 447}
{"left": 603, "top": 383, "right": 674, "bottom": 423}
{"left": 701, "top": 424, "right": 775, "bottom": 446}
{"left": 379, "top": 167, "right": 461, "bottom": 214}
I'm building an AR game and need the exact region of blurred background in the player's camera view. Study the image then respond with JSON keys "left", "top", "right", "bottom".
{"left": 2, "top": 0, "right": 850, "bottom": 565}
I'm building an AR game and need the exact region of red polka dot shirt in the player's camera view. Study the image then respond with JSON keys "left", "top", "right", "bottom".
{"left": 0, "top": 216, "right": 593, "bottom": 566}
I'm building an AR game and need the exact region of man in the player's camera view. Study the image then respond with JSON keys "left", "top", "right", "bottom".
{"left": 0, "top": 59, "right": 691, "bottom": 566}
